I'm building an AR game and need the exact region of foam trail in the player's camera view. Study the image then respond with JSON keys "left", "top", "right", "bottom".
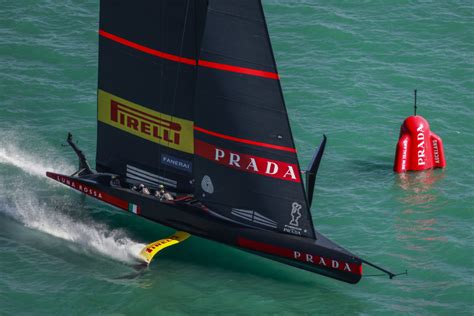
{"left": 0, "top": 142, "right": 74, "bottom": 177}
{"left": 0, "top": 138, "right": 147, "bottom": 264}
{"left": 0, "top": 185, "right": 146, "bottom": 264}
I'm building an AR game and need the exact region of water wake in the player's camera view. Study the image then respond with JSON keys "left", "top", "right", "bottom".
{"left": 0, "top": 142, "right": 73, "bottom": 177}
{"left": 0, "top": 140, "right": 146, "bottom": 264}
{"left": 10, "top": 194, "right": 145, "bottom": 264}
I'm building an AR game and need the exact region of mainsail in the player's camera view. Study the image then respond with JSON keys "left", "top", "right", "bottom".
{"left": 96, "top": 0, "right": 207, "bottom": 192}
{"left": 193, "top": 1, "right": 315, "bottom": 238}
{"left": 96, "top": 0, "right": 315, "bottom": 238}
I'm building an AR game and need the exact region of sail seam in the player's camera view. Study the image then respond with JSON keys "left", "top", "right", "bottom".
{"left": 207, "top": 8, "right": 263, "bottom": 24}
{"left": 99, "top": 29, "right": 279, "bottom": 80}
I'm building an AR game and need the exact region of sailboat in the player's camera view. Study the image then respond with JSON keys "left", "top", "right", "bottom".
{"left": 47, "top": 0, "right": 397, "bottom": 284}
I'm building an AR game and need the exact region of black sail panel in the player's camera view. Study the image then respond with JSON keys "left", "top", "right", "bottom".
{"left": 96, "top": 0, "right": 207, "bottom": 191}
{"left": 193, "top": 0, "right": 315, "bottom": 239}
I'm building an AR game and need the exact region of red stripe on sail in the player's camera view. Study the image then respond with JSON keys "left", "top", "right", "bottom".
{"left": 238, "top": 237, "right": 362, "bottom": 276}
{"left": 198, "top": 60, "right": 279, "bottom": 80}
{"left": 99, "top": 30, "right": 196, "bottom": 65}
{"left": 194, "top": 139, "right": 301, "bottom": 183}
{"left": 99, "top": 29, "right": 279, "bottom": 80}
{"left": 194, "top": 126, "right": 296, "bottom": 153}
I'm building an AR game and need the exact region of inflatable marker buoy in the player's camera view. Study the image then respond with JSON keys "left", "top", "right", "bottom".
{"left": 394, "top": 90, "right": 446, "bottom": 173}
{"left": 394, "top": 116, "right": 446, "bottom": 172}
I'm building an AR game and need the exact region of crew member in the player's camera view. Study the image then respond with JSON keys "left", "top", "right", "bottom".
{"left": 110, "top": 176, "right": 121, "bottom": 187}
{"left": 138, "top": 184, "right": 150, "bottom": 195}
{"left": 154, "top": 186, "right": 162, "bottom": 199}
{"left": 157, "top": 184, "right": 174, "bottom": 201}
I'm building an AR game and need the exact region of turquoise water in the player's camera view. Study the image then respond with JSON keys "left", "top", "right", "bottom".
{"left": 1, "top": 1, "right": 473, "bottom": 314}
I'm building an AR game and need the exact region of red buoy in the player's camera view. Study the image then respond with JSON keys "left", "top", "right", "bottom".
{"left": 394, "top": 91, "right": 446, "bottom": 173}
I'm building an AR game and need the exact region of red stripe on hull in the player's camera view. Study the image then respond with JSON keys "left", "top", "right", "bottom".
{"left": 238, "top": 237, "right": 362, "bottom": 276}
{"left": 99, "top": 29, "right": 279, "bottom": 80}
{"left": 194, "top": 126, "right": 296, "bottom": 153}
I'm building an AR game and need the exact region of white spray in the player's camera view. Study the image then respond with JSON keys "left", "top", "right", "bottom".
{"left": 0, "top": 142, "right": 73, "bottom": 178}
{"left": 0, "top": 140, "right": 146, "bottom": 264}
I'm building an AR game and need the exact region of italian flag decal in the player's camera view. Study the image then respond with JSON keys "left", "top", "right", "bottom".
{"left": 128, "top": 203, "right": 141, "bottom": 215}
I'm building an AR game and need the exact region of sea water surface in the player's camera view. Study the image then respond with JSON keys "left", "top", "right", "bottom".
{"left": 0, "top": 1, "right": 473, "bottom": 315}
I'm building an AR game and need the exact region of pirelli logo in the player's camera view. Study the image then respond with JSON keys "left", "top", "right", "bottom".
{"left": 98, "top": 90, "right": 194, "bottom": 154}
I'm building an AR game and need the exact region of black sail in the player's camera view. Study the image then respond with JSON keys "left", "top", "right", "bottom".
{"left": 193, "top": 0, "right": 315, "bottom": 238}
{"left": 96, "top": 0, "right": 207, "bottom": 191}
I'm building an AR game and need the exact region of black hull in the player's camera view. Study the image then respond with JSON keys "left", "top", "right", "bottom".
{"left": 46, "top": 171, "right": 362, "bottom": 284}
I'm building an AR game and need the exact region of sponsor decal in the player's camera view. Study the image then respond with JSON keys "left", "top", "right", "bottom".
{"left": 289, "top": 202, "right": 302, "bottom": 226}
{"left": 161, "top": 154, "right": 192, "bottom": 173}
{"left": 126, "top": 165, "right": 177, "bottom": 188}
{"left": 145, "top": 239, "right": 174, "bottom": 254}
{"left": 416, "top": 124, "right": 426, "bottom": 166}
{"left": 401, "top": 138, "right": 408, "bottom": 171}
{"left": 432, "top": 139, "right": 440, "bottom": 164}
{"left": 292, "top": 251, "right": 356, "bottom": 273}
{"left": 145, "top": 238, "right": 176, "bottom": 253}
{"left": 284, "top": 202, "right": 303, "bottom": 236}
{"left": 98, "top": 89, "right": 194, "bottom": 154}
{"left": 46, "top": 172, "right": 129, "bottom": 211}
{"left": 237, "top": 237, "right": 362, "bottom": 275}
{"left": 231, "top": 208, "right": 278, "bottom": 229}
{"left": 139, "top": 231, "right": 190, "bottom": 264}
{"left": 201, "top": 175, "right": 214, "bottom": 194}
{"left": 194, "top": 139, "right": 301, "bottom": 183}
